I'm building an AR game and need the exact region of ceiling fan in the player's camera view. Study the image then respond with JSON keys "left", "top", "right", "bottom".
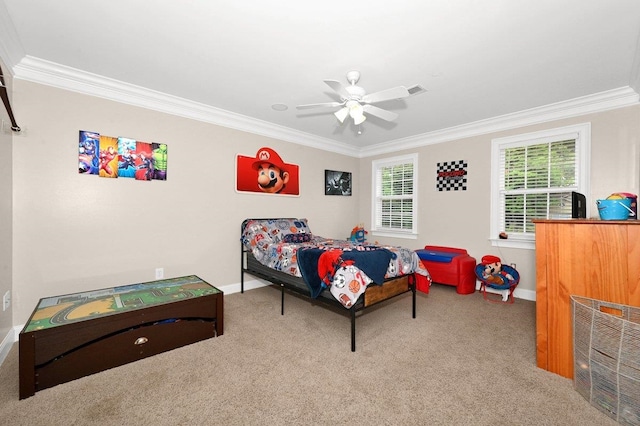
{"left": 296, "top": 70, "right": 425, "bottom": 126}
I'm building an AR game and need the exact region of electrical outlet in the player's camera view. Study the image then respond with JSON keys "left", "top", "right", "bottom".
{"left": 3, "top": 291, "right": 10, "bottom": 311}
{"left": 155, "top": 268, "right": 164, "bottom": 279}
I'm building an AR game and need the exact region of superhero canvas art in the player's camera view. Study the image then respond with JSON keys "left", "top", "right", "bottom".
{"left": 78, "top": 130, "right": 168, "bottom": 182}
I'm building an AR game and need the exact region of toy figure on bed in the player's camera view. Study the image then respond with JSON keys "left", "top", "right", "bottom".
{"left": 349, "top": 224, "right": 367, "bottom": 243}
{"left": 481, "top": 255, "right": 514, "bottom": 302}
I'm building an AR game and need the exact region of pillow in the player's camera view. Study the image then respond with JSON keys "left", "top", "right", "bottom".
{"left": 260, "top": 218, "right": 313, "bottom": 243}
{"left": 241, "top": 222, "right": 273, "bottom": 251}
{"left": 282, "top": 233, "right": 312, "bottom": 243}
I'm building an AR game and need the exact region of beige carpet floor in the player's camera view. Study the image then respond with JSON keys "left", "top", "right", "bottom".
{"left": 0, "top": 284, "right": 618, "bottom": 425}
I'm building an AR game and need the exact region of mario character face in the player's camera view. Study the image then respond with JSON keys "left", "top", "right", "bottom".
{"left": 481, "top": 255, "right": 502, "bottom": 277}
{"left": 481, "top": 254, "right": 514, "bottom": 285}
{"left": 484, "top": 261, "right": 502, "bottom": 276}
{"left": 252, "top": 147, "right": 289, "bottom": 194}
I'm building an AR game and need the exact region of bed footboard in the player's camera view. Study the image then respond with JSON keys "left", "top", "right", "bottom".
{"left": 364, "top": 275, "right": 409, "bottom": 307}
{"left": 240, "top": 218, "right": 417, "bottom": 351}
{"left": 241, "top": 248, "right": 416, "bottom": 351}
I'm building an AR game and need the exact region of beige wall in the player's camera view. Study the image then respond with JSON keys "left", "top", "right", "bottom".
{"left": 359, "top": 105, "right": 640, "bottom": 295}
{"left": 10, "top": 80, "right": 360, "bottom": 323}
{"left": 7, "top": 77, "right": 640, "bottom": 325}
{"left": 0, "top": 58, "right": 13, "bottom": 336}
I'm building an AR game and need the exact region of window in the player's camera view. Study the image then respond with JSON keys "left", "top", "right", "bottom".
{"left": 490, "top": 123, "right": 590, "bottom": 249}
{"left": 371, "top": 153, "right": 418, "bottom": 239}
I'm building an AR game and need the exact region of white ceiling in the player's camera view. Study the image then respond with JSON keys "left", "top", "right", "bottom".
{"left": 1, "top": 0, "right": 639, "bottom": 156}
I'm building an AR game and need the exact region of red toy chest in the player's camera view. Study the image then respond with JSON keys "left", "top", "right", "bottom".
{"left": 416, "top": 245, "right": 476, "bottom": 295}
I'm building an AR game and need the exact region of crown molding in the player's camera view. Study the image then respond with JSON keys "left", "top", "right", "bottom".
{"left": 360, "top": 86, "right": 640, "bottom": 158}
{"left": 11, "top": 56, "right": 639, "bottom": 160}
{"left": 13, "top": 56, "right": 360, "bottom": 158}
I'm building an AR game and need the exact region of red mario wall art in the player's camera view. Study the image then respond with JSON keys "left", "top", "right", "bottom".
{"left": 236, "top": 147, "right": 300, "bottom": 196}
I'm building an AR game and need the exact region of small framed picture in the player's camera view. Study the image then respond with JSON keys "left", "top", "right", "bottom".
{"left": 325, "top": 170, "right": 352, "bottom": 196}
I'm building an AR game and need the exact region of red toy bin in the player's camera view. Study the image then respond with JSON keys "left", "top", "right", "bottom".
{"left": 416, "top": 246, "right": 476, "bottom": 295}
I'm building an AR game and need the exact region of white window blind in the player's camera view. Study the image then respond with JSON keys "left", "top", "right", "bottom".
{"left": 491, "top": 123, "right": 590, "bottom": 249}
{"left": 372, "top": 154, "right": 418, "bottom": 237}
{"left": 499, "top": 138, "right": 577, "bottom": 235}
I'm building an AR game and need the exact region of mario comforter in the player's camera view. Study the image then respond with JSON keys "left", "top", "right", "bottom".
{"left": 241, "top": 218, "right": 429, "bottom": 308}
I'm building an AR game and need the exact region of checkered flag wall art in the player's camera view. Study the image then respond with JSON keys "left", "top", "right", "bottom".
{"left": 436, "top": 160, "right": 467, "bottom": 191}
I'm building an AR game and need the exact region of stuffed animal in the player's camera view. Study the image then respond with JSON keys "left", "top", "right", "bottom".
{"left": 349, "top": 224, "right": 367, "bottom": 243}
{"left": 481, "top": 255, "right": 514, "bottom": 301}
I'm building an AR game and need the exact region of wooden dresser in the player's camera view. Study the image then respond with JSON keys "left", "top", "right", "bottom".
{"left": 534, "top": 219, "right": 640, "bottom": 379}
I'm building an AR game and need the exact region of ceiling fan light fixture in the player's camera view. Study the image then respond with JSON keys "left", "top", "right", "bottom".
{"left": 353, "top": 112, "right": 366, "bottom": 125}
{"left": 334, "top": 106, "right": 349, "bottom": 123}
{"left": 347, "top": 101, "right": 366, "bottom": 125}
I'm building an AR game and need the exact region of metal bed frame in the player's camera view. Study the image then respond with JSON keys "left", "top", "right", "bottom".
{"left": 240, "top": 219, "right": 416, "bottom": 351}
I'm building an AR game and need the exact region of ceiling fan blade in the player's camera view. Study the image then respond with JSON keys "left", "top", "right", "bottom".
{"left": 362, "top": 86, "right": 411, "bottom": 104}
{"left": 324, "top": 80, "right": 351, "bottom": 100}
{"left": 296, "top": 101, "right": 344, "bottom": 110}
{"left": 362, "top": 104, "right": 399, "bottom": 122}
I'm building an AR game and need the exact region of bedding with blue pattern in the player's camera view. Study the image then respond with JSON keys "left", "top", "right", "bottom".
{"left": 241, "top": 218, "right": 430, "bottom": 307}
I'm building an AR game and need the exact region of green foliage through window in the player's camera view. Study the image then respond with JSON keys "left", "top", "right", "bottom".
{"left": 501, "top": 139, "right": 577, "bottom": 234}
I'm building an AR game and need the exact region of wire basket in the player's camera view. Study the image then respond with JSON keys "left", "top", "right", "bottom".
{"left": 572, "top": 296, "right": 640, "bottom": 425}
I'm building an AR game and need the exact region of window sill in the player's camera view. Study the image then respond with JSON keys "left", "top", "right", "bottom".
{"left": 489, "top": 238, "right": 535, "bottom": 250}
{"left": 371, "top": 230, "right": 418, "bottom": 240}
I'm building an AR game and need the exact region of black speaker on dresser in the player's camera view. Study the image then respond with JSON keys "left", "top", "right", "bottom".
{"left": 571, "top": 191, "right": 586, "bottom": 218}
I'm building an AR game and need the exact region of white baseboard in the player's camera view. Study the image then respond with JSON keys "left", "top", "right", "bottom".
{"left": 0, "top": 325, "right": 21, "bottom": 367}
{"left": 217, "top": 278, "right": 268, "bottom": 295}
{"left": 476, "top": 282, "right": 536, "bottom": 302}
{"left": 514, "top": 287, "right": 536, "bottom": 301}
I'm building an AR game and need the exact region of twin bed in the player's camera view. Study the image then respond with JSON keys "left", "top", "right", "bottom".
{"left": 240, "top": 218, "right": 430, "bottom": 351}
